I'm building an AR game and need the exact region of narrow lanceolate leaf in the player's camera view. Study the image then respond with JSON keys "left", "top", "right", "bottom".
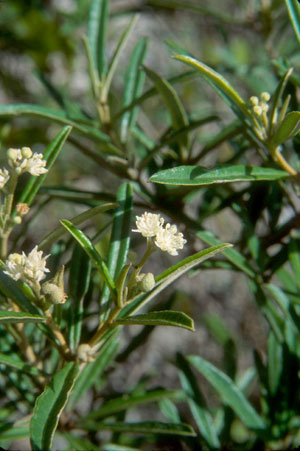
{"left": 173, "top": 55, "right": 250, "bottom": 120}
{"left": 271, "top": 111, "right": 300, "bottom": 146}
{"left": 0, "top": 271, "right": 38, "bottom": 314}
{"left": 116, "top": 311, "right": 194, "bottom": 331}
{"left": 177, "top": 353, "right": 220, "bottom": 449}
{"left": 30, "top": 362, "right": 79, "bottom": 451}
{"left": 88, "top": 0, "right": 109, "bottom": 79}
{"left": 0, "top": 425, "right": 29, "bottom": 441}
{"left": 284, "top": 0, "right": 300, "bottom": 45}
{"left": 84, "top": 421, "right": 196, "bottom": 436}
{"left": 0, "top": 104, "right": 110, "bottom": 143}
{"left": 0, "top": 310, "right": 46, "bottom": 324}
{"left": 196, "top": 230, "right": 256, "bottom": 278}
{"left": 86, "top": 389, "right": 182, "bottom": 420}
{"left": 188, "top": 355, "right": 266, "bottom": 431}
{"left": 144, "top": 67, "right": 189, "bottom": 151}
{"left": 17, "top": 126, "right": 71, "bottom": 207}
{"left": 68, "top": 244, "right": 92, "bottom": 351}
{"left": 102, "top": 15, "right": 139, "bottom": 101}
{"left": 119, "top": 243, "right": 232, "bottom": 318}
{"left": 39, "top": 203, "right": 117, "bottom": 250}
{"left": 60, "top": 220, "right": 116, "bottom": 298}
{"left": 150, "top": 165, "right": 289, "bottom": 185}
{"left": 120, "top": 37, "right": 148, "bottom": 142}
{"left": 68, "top": 329, "right": 120, "bottom": 409}
{"left": 100, "top": 183, "right": 132, "bottom": 317}
{"left": 0, "top": 353, "right": 45, "bottom": 376}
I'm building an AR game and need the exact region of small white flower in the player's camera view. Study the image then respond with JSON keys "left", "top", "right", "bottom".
{"left": 4, "top": 253, "right": 26, "bottom": 281}
{"left": 25, "top": 153, "right": 48, "bottom": 176}
{"left": 4, "top": 246, "right": 50, "bottom": 285}
{"left": 0, "top": 168, "right": 10, "bottom": 189}
{"left": 154, "top": 223, "right": 187, "bottom": 256}
{"left": 7, "top": 147, "right": 48, "bottom": 176}
{"left": 133, "top": 212, "right": 164, "bottom": 238}
{"left": 23, "top": 246, "right": 50, "bottom": 283}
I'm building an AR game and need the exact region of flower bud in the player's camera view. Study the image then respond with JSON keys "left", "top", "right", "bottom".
{"left": 42, "top": 282, "right": 67, "bottom": 304}
{"left": 260, "top": 92, "right": 270, "bottom": 102}
{"left": 250, "top": 96, "right": 259, "bottom": 106}
{"left": 13, "top": 216, "right": 22, "bottom": 224}
{"left": 136, "top": 272, "right": 155, "bottom": 292}
{"left": 17, "top": 203, "right": 30, "bottom": 216}
{"left": 21, "top": 147, "right": 32, "bottom": 159}
{"left": 7, "top": 148, "right": 19, "bottom": 162}
{"left": 78, "top": 344, "right": 95, "bottom": 362}
{"left": 253, "top": 105, "right": 262, "bottom": 116}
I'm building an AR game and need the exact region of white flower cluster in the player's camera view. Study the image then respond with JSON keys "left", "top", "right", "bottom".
{"left": 7, "top": 147, "right": 48, "bottom": 176}
{"left": 4, "top": 246, "right": 50, "bottom": 286}
{"left": 133, "top": 212, "right": 187, "bottom": 256}
{"left": 250, "top": 92, "right": 270, "bottom": 117}
{"left": 0, "top": 168, "right": 10, "bottom": 189}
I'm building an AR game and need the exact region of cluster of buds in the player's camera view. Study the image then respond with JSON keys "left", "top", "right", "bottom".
{"left": 250, "top": 92, "right": 270, "bottom": 117}
{"left": 249, "top": 92, "right": 271, "bottom": 141}
{"left": 133, "top": 212, "right": 186, "bottom": 256}
{"left": 4, "top": 246, "right": 67, "bottom": 308}
{"left": 7, "top": 147, "right": 47, "bottom": 176}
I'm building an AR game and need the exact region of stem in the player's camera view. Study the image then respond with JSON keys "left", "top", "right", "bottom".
{"left": 88, "top": 305, "right": 120, "bottom": 348}
{"left": 0, "top": 170, "right": 18, "bottom": 258}
{"left": 273, "top": 147, "right": 297, "bottom": 176}
{"left": 44, "top": 309, "right": 71, "bottom": 358}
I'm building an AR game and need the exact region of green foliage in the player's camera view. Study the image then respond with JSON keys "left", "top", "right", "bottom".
{"left": 0, "top": 0, "right": 300, "bottom": 449}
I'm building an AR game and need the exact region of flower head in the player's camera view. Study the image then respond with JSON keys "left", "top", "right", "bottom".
{"left": 25, "top": 153, "right": 48, "bottom": 176}
{"left": 133, "top": 212, "right": 164, "bottom": 238}
{"left": 4, "top": 246, "right": 50, "bottom": 285}
{"left": 154, "top": 223, "right": 187, "bottom": 256}
{"left": 132, "top": 211, "right": 186, "bottom": 256}
{"left": 7, "top": 147, "right": 48, "bottom": 176}
{"left": 0, "top": 168, "right": 10, "bottom": 189}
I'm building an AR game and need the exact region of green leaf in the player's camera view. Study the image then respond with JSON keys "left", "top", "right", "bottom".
{"left": 100, "top": 183, "right": 132, "bottom": 318}
{"left": 120, "top": 38, "right": 148, "bottom": 142}
{"left": 119, "top": 243, "right": 232, "bottom": 318}
{"left": 0, "top": 353, "right": 45, "bottom": 376}
{"left": 0, "top": 271, "right": 39, "bottom": 314}
{"left": 267, "top": 332, "right": 283, "bottom": 396}
{"left": 144, "top": 67, "right": 189, "bottom": 152}
{"left": 88, "top": 0, "right": 109, "bottom": 79}
{"left": 86, "top": 389, "right": 182, "bottom": 420}
{"left": 0, "top": 310, "right": 46, "bottom": 324}
{"left": 0, "top": 425, "right": 29, "bottom": 441}
{"left": 271, "top": 111, "right": 300, "bottom": 146}
{"left": 68, "top": 244, "right": 92, "bottom": 351}
{"left": 39, "top": 203, "right": 117, "bottom": 250}
{"left": 61, "top": 220, "right": 116, "bottom": 299}
{"left": 177, "top": 353, "right": 220, "bottom": 449}
{"left": 173, "top": 55, "right": 250, "bottom": 119}
{"left": 196, "top": 230, "right": 256, "bottom": 278}
{"left": 30, "top": 362, "right": 79, "bottom": 451}
{"left": 101, "top": 445, "right": 139, "bottom": 451}
{"left": 64, "top": 433, "right": 99, "bottom": 451}
{"left": 150, "top": 165, "right": 289, "bottom": 185}
{"left": 17, "top": 126, "right": 71, "bottom": 207}
{"left": 288, "top": 239, "right": 300, "bottom": 290}
{"left": 116, "top": 311, "right": 194, "bottom": 331}
{"left": 188, "top": 355, "right": 266, "bottom": 431}
{"left": 102, "top": 15, "right": 139, "bottom": 101}
{"left": 284, "top": 0, "right": 300, "bottom": 45}
{"left": 68, "top": 329, "right": 120, "bottom": 409}
{"left": 0, "top": 104, "right": 111, "bottom": 144}
{"left": 84, "top": 420, "right": 196, "bottom": 436}
{"left": 113, "top": 70, "right": 196, "bottom": 121}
